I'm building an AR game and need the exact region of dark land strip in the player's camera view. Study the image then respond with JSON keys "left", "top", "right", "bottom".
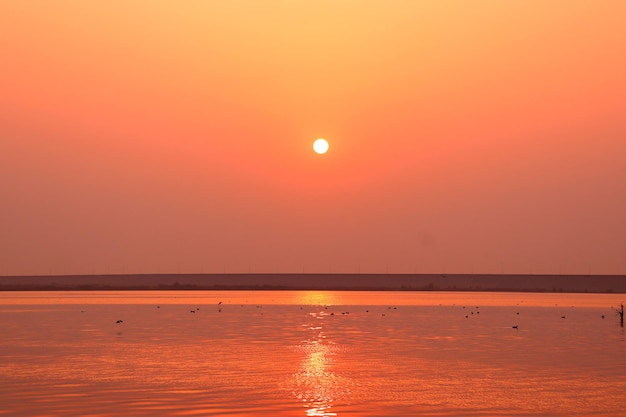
{"left": 1, "top": 273, "right": 624, "bottom": 293}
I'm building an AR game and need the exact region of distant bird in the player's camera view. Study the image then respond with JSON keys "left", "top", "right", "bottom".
{"left": 116, "top": 320, "right": 123, "bottom": 324}
{"left": 601, "top": 315, "right": 605, "bottom": 318}
{"left": 561, "top": 316, "right": 566, "bottom": 319}
{"left": 190, "top": 310, "right": 196, "bottom": 313}
{"left": 218, "top": 301, "right": 222, "bottom": 305}
{"left": 512, "top": 325, "right": 518, "bottom": 329}
{"left": 157, "top": 306, "right": 160, "bottom": 309}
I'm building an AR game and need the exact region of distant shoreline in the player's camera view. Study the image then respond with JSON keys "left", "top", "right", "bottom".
{"left": 1, "top": 273, "right": 624, "bottom": 293}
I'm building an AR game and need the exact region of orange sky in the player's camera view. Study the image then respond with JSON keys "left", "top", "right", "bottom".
{"left": 1, "top": 1, "right": 625, "bottom": 276}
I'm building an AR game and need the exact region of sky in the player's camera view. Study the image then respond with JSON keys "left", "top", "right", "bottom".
{"left": 1, "top": 1, "right": 625, "bottom": 276}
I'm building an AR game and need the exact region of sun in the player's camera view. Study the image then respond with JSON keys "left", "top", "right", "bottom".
{"left": 313, "top": 138, "right": 329, "bottom": 154}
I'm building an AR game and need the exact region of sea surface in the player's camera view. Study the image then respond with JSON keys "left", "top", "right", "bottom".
{"left": 1, "top": 291, "right": 624, "bottom": 416}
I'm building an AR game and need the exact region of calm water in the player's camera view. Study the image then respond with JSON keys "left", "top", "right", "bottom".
{"left": 1, "top": 291, "right": 624, "bottom": 417}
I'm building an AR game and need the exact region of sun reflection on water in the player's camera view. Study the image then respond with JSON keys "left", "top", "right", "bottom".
{"left": 293, "top": 311, "right": 345, "bottom": 416}
{"left": 296, "top": 291, "right": 341, "bottom": 306}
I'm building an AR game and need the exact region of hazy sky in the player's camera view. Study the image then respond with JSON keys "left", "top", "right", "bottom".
{"left": 1, "top": 1, "right": 625, "bottom": 276}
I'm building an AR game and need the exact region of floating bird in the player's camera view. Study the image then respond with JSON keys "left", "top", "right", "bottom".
{"left": 512, "top": 325, "right": 518, "bottom": 329}
{"left": 116, "top": 320, "right": 123, "bottom": 324}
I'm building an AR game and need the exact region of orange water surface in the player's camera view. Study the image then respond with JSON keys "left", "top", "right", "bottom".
{"left": 1, "top": 291, "right": 624, "bottom": 416}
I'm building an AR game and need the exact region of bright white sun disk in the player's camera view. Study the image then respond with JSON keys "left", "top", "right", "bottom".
{"left": 313, "top": 138, "right": 329, "bottom": 154}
